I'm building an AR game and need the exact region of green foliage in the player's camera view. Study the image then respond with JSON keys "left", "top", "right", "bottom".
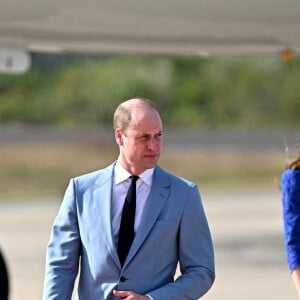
{"left": 0, "top": 53, "right": 300, "bottom": 128}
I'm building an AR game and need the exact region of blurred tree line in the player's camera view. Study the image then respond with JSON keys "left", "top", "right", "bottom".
{"left": 0, "top": 52, "right": 300, "bottom": 129}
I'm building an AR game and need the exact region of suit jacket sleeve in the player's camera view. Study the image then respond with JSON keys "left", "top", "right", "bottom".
{"left": 43, "top": 179, "right": 81, "bottom": 300}
{"left": 148, "top": 183, "right": 215, "bottom": 300}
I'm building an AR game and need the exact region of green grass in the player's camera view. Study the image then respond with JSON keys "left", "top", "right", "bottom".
{"left": 0, "top": 141, "right": 284, "bottom": 200}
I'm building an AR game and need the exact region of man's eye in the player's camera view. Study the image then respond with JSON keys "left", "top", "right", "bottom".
{"left": 137, "top": 134, "right": 162, "bottom": 141}
{"left": 139, "top": 135, "right": 149, "bottom": 140}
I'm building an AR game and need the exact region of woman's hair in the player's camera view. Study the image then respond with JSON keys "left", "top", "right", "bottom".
{"left": 285, "top": 152, "right": 300, "bottom": 170}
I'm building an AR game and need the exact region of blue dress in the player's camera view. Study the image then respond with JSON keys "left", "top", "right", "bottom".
{"left": 281, "top": 169, "right": 300, "bottom": 272}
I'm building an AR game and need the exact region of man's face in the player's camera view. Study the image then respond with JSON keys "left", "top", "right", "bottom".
{"left": 116, "top": 109, "right": 163, "bottom": 175}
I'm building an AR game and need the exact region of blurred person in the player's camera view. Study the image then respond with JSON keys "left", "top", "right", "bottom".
{"left": 43, "top": 98, "right": 215, "bottom": 300}
{"left": 0, "top": 248, "right": 9, "bottom": 300}
{"left": 281, "top": 151, "right": 300, "bottom": 299}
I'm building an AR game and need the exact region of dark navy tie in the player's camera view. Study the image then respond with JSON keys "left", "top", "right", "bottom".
{"left": 117, "top": 175, "right": 139, "bottom": 266}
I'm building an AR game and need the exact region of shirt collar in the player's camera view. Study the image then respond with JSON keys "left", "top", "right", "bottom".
{"left": 114, "top": 159, "right": 154, "bottom": 186}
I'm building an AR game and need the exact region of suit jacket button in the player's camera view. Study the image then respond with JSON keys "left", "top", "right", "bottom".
{"left": 120, "top": 276, "right": 126, "bottom": 282}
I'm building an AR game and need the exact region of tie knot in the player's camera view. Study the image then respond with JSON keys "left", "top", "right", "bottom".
{"left": 130, "top": 175, "right": 139, "bottom": 183}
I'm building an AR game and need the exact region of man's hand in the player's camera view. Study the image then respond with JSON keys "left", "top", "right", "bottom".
{"left": 113, "top": 290, "right": 150, "bottom": 300}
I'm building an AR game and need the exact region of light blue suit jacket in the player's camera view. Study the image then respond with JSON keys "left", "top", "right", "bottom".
{"left": 43, "top": 163, "right": 215, "bottom": 300}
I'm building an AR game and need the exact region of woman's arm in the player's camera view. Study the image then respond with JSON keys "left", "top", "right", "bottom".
{"left": 292, "top": 267, "right": 300, "bottom": 299}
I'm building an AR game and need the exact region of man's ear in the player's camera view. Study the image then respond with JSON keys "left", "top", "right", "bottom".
{"left": 115, "top": 128, "right": 123, "bottom": 146}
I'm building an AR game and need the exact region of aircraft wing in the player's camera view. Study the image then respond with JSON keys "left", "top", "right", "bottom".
{"left": 1, "top": 0, "right": 300, "bottom": 72}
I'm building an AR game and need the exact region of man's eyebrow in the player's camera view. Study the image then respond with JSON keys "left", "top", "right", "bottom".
{"left": 140, "top": 130, "right": 163, "bottom": 134}
{"left": 136, "top": 131, "right": 163, "bottom": 137}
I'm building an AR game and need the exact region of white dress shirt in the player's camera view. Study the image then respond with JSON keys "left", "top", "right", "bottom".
{"left": 111, "top": 160, "right": 154, "bottom": 243}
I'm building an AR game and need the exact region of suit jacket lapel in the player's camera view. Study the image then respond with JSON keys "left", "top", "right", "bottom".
{"left": 92, "top": 163, "right": 120, "bottom": 267}
{"left": 125, "top": 166, "right": 170, "bottom": 266}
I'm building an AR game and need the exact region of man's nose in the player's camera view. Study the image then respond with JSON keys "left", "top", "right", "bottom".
{"left": 147, "top": 137, "right": 159, "bottom": 150}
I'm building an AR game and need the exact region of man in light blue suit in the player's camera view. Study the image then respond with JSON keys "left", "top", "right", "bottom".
{"left": 43, "top": 98, "right": 215, "bottom": 300}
